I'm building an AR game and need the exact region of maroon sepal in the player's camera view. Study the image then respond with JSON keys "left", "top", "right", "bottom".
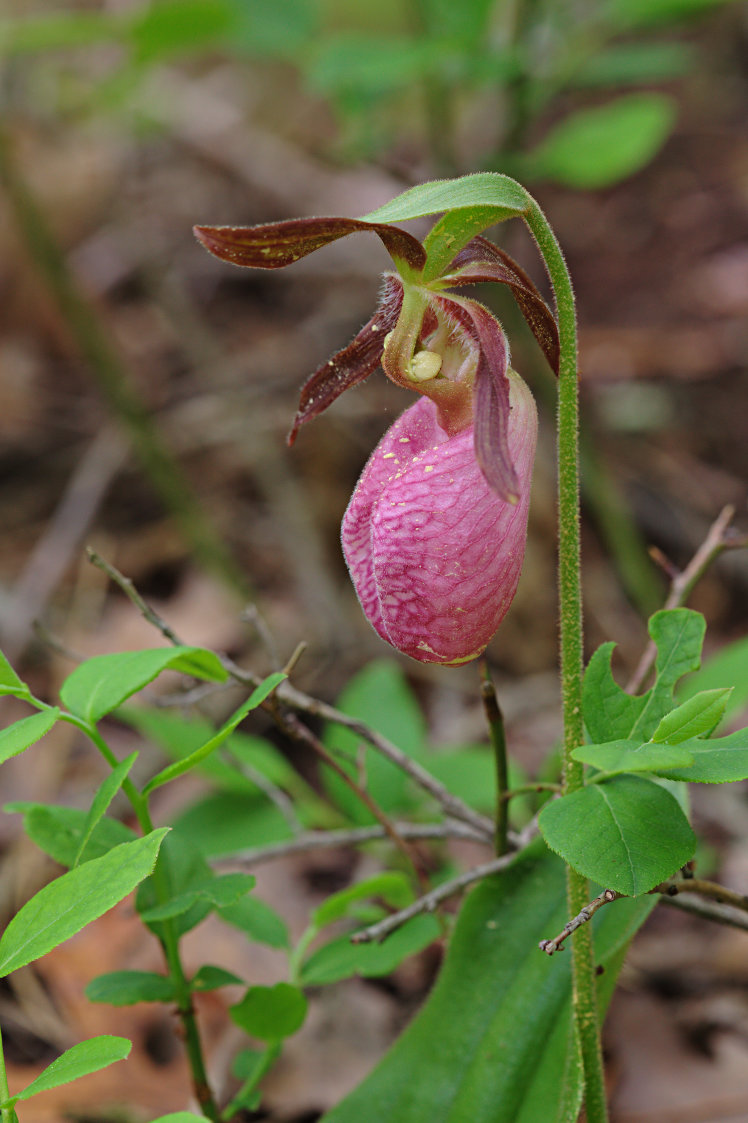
{"left": 446, "top": 296, "right": 518, "bottom": 502}
{"left": 442, "top": 237, "right": 560, "bottom": 377}
{"left": 288, "top": 275, "right": 404, "bottom": 445}
{"left": 194, "top": 216, "right": 426, "bottom": 273}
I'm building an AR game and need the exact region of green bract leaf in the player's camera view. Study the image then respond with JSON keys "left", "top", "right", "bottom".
{"left": 142, "top": 672, "right": 285, "bottom": 796}
{"left": 60, "top": 647, "right": 228, "bottom": 723}
{"left": 191, "top": 965, "right": 243, "bottom": 991}
{"left": 219, "top": 896, "right": 290, "bottom": 949}
{"left": 0, "top": 830, "right": 167, "bottom": 977}
{"left": 301, "top": 914, "right": 440, "bottom": 987}
{"left": 0, "top": 709, "right": 59, "bottom": 765}
{"left": 323, "top": 660, "right": 425, "bottom": 825}
{"left": 9, "top": 1036, "right": 131, "bottom": 1105}
{"left": 520, "top": 94, "right": 677, "bottom": 189}
{"left": 583, "top": 609, "right": 705, "bottom": 743}
{"left": 361, "top": 173, "right": 530, "bottom": 226}
{"left": 138, "top": 872, "right": 255, "bottom": 922}
{"left": 652, "top": 688, "right": 732, "bottom": 744}
{"left": 539, "top": 775, "right": 695, "bottom": 895}
{"left": 85, "top": 971, "right": 175, "bottom": 1006}
{"left": 571, "top": 739, "right": 694, "bottom": 775}
{"left": 230, "top": 983, "right": 307, "bottom": 1042}
{"left": 678, "top": 635, "right": 748, "bottom": 723}
{"left": 0, "top": 651, "right": 30, "bottom": 699}
{"left": 312, "top": 872, "right": 413, "bottom": 930}
{"left": 136, "top": 829, "right": 213, "bottom": 938}
{"left": 320, "top": 840, "right": 653, "bottom": 1123}
{"left": 655, "top": 729, "right": 748, "bottom": 784}
{"left": 72, "top": 752, "right": 137, "bottom": 867}
{"left": 5, "top": 803, "right": 136, "bottom": 868}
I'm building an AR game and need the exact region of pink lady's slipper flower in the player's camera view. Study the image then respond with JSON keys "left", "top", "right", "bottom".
{"left": 195, "top": 210, "right": 558, "bottom": 665}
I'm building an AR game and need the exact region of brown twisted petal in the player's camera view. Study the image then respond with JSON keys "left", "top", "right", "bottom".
{"left": 442, "top": 236, "right": 560, "bottom": 377}
{"left": 193, "top": 216, "right": 426, "bottom": 273}
{"left": 288, "top": 275, "right": 404, "bottom": 445}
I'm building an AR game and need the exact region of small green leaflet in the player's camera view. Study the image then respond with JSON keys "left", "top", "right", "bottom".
{"left": 0, "top": 829, "right": 168, "bottom": 977}
{"left": 143, "top": 672, "right": 286, "bottom": 796}
{"left": 72, "top": 752, "right": 138, "bottom": 867}
{"left": 539, "top": 775, "right": 695, "bottom": 895}
{"left": 0, "top": 709, "right": 59, "bottom": 765}
{"left": 0, "top": 650, "right": 30, "bottom": 699}
{"left": 301, "top": 915, "right": 440, "bottom": 987}
{"left": 191, "top": 964, "right": 244, "bottom": 991}
{"left": 60, "top": 646, "right": 228, "bottom": 723}
{"left": 86, "top": 971, "right": 176, "bottom": 1006}
{"left": 138, "top": 872, "right": 256, "bottom": 922}
{"left": 0, "top": 1036, "right": 131, "bottom": 1106}
{"left": 652, "top": 688, "right": 732, "bottom": 744}
{"left": 571, "top": 739, "right": 694, "bottom": 775}
{"left": 655, "top": 729, "right": 748, "bottom": 784}
{"left": 230, "top": 983, "right": 308, "bottom": 1041}
{"left": 312, "top": 871, "right": 413, "bottom": 930}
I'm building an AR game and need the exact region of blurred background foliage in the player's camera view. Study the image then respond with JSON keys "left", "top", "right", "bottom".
{"left": 1, "top": 3, "right": 748, "bottom": 1115}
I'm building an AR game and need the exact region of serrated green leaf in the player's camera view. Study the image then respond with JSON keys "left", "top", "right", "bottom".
{"left": 0, "top": 651, "right": 30, "bottom": 698}
{"left": 539, "top": 775, "right": 695, "bottom": 895}
{"left": 312, "top": 872, "right": 413, "bottom": 930}
{"left": 219, "top": 896, "right": 290, "bottom": 949}
{"left": 139, "top": 872, "right": 255, "bottom": 922}
{"left": 60, "top": 647, "right": 228, "bottom": 723}
{"left": 85, "top": 971, "right": 175, "bottom": 1006}
{"left": 230, "top": 983, "right": 307, "bottom": 1041}
{"left": 656, "top": 729, "right": 748, "bottom": 783}
{"left": 301, "top": 914, "right": 440, "bottom": 986}
{"left": 583, "top": 609, "right": 705, "bottom": 743}
{"left": 190, "top": 964, "right": 243, "bottom": 991}
{"left": 0, "top": 709, "right": 59, "bottom": 765}
{"left": 142, "top": 672, "right": 285, "bottom": 795}
{"left": 320, "top": 839, "right": 653, "bottom": 1123}
{"left": 652, "top": 688, "right": 732, "bottom": 744}
{"left": 0, "top": 830, "right": 167, "bottom": 977}
{"left": 10, "top": 1036, "right": 131, "bottom": 1104}
{"left": 7, "top": 803, "right": 136, "bottom": 868}
{"left": 678, "top": 635, "right": 748, "bottom": 722}
{"left": 73, "top": 752, "right": 137, "bottom": 867}
{"left": 323, "top": 661, "right": 425, "bottom": 825}
{"left": 520, "top": 94, "right": 677, "bottom": 189}
{"left": 571, "top": 739, "right": 694, "bottom": 775}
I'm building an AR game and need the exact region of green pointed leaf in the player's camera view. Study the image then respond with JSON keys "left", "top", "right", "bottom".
{"left": 230, "top": 983, "right": 307, "bottom": 1041}
{"left": 678, "top": 635, "right": 748, "bottom": 722}
{"left": 520, "top": 94, "right": 677, "bottom": 190}
{"left": 142, "top": 672, "right": 285, "bottom": 795}
{"left": 11, "top": 1036, "right": 131, "bottom": 1104}
{"left": 301, "top": 914, "right": 440, "bottom": 986}
{"left": 323, "top": 660, "right": 425, "bottom": 824}
{"left": 652, "top": 688, "right": 732, "bottom": 744}
{"left": 172, "top": 792, "right": 292, "bottom": 858}
{"left": 656, "top": 729, "right": 748, "bottom": 783}
{"left": 219, "top": 896, "right": 290, "bottom": 949}
{"left": 539, "top": 775, "right": 696, "bottom": 895}
{"left": 0, "top": 710, "right": 59, "bottom": 765}
{"left": 583, "top": 609, "right": 705, "bottom": 743}
{"left": 0, "top": 651, "right": 30, "bottom": 699}
{"left": 0, "top": 829, "right": 167, "bottom": 977}
{"left": 571, "top": 739, "right": 694, "bottom": 775}
{"left": 190, "top": 964, "right": 243, "bottom": 991}
{"left": 60, "top": 647, "right": 228, "bottom": 723}
{"left": 5, "top": 803, "right": 136, "bottom": 868}
{"left": 136, "top": 829, "right": 213, "bottom": 938}
{"left": 139, "top": 872, "right": 255, "bottom": 922}
{"left": 320, "top": 840, "right": 653, "bottom": 1123}
{"left": 85, "top": 971, "right": 175, "bottom": 1006}
{"left": 312, "top": 872, "right": 413, "bottom": 930}
{"left": 361, "top": 173, "right": 530, "bottom": 227}
{"left": 73, "top": 752, "right": 137, "bottom": 867}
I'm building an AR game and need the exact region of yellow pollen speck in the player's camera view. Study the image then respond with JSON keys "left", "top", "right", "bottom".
{"left": 383, "top": 452, "right": 396, "bottom": 459}
{"left": 424, "top": 465, "right": 434, "bottom": 472}
{"left": 398, "top": 437, "right": 410, "bottom": 443}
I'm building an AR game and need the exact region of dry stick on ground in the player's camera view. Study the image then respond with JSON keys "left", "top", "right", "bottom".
{"left": 627, "top": 505, "right": 746, "bottom": 694}
{"left": 539, "top": 889, "right": 621, "bottom": 956}
{"left": 351, "top": 818, "right": 540, "bottom": 945}
{"left": 86, "top": 550, "right": 494, "bottom": 840}
{"left": 234, "top": 821, "right": 490, "bottom": 867}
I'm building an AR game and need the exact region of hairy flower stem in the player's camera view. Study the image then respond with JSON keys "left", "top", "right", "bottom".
{"left": 524, "top": 199, "right": 608, "bottom": 1121}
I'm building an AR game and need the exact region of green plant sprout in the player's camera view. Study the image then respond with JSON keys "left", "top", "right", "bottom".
{"left": 0, "top": 174, "right": 747, "bottom": 1122}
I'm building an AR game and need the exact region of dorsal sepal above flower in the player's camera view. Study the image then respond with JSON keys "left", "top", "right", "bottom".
{"left": 193, "top": 216, "right": 426, "bottom": 275}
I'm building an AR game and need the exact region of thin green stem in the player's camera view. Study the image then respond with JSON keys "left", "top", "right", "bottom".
{"left": 0, "top": 1024, "right": 16, "bottom": 1123}
{"left": 478, "top": 659, "right": 509, "bottom": 856}
{"left": 523, "top": 197, "right": 608, "bottom": 1121}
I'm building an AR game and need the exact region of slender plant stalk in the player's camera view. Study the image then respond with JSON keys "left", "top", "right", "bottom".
{"left": 524, "top": 197, "right": 609, "bottom": 1121}
{"left": 0, "top": 1024, "right": 17, "bottom": 1123}
{"left": 478, "top": 659, "right": 509, "bottom": 856}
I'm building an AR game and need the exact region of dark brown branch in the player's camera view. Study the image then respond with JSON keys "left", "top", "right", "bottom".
{"left": 539, "top": 888, "right": 621, "bottom": 955}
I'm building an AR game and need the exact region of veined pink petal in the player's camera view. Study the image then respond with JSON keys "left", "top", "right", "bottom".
{"left": 341, "top": 371, "right": 537, "bottom": 665}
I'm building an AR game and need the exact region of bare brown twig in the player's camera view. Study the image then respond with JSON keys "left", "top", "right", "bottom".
{"left": 539, "top": 888, "right": 621, "bottom": 955}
